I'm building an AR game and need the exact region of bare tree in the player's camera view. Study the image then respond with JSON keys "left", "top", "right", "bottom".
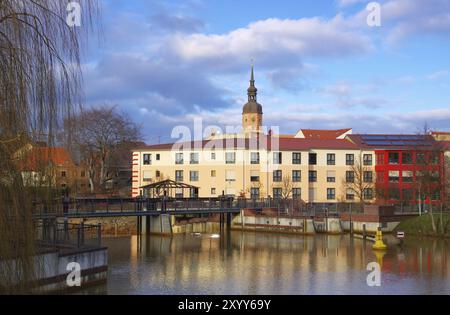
{"left": 415, "top": 146, "right": 444, "bottom": 234}
{"left": 342, "top": 153, "right": 374, "bottom": 209}
{"left": 272, "top": 175, "right": 294, "bottom": 215}
{"left": 0, "top": 0, "right": 98, "bottom": 293}
{"left": 281, "top": 175, "right": 294, "bottom": 200}
{"left": 67, "top": 106, "right": 142, "bottom": 193}
{"left": 413, "top": 125, "right": 448, "bottom": 234}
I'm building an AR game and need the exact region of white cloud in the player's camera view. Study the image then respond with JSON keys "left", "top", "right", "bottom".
{"left": 169, "top": 17, "right": 373, "bottom": 70}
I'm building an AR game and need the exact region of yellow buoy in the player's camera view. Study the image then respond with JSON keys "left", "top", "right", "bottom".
{"left": 372, "top": 227, "right": 387, "bottom": 250}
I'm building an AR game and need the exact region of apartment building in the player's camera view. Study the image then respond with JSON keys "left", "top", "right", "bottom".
{"left": 132, "top": 67, "right": 449, "bottom": 205}
{"left": 132, "top": 135, "right": 376, "bottom": 203}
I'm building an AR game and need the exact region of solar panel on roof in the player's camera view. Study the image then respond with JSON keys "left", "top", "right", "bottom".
{"left": 361, "top": 135, "right": 388, "bottom": 140}
{"left": 361, "top": 135, "right": 426, "bottom": 141}
{"left": 365, "top": 141, "right": 395, "bottom": 146}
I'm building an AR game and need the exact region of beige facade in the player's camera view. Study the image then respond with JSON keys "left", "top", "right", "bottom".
{"left": 132, "top": 146, "right": 376, "bottom": 203}
{"left": 132, "top": 68, "right": 377, "bottom": 202}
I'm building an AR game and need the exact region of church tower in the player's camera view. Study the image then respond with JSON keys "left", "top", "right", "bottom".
{"left": 242, "top": 66, "right": 263, "bottom": 133}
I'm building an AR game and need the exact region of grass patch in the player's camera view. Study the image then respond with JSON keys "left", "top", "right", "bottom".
{"left": 396, "top": 213, "right": 450, "bottom": 237}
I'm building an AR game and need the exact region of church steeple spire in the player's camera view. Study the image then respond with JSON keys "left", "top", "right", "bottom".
{"left": 242, "top": 64, "right": 263, "bottom": 133}
{"left": 247, "top": 65, "right": 257, "bottom": 102}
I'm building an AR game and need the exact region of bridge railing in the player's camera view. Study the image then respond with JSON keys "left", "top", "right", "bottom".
{"left": 32, "top": 197, "right": 240, "bottom": 217}
{"left": 35, "top": 221, "right": 102, "bottom": 248}
{"left": 33, "top": 197, "right": 364, "bottom": 218}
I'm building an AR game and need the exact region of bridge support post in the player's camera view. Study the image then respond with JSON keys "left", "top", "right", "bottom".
{"left": 226, "top": 213, "right": 232, "bottom": 233}
{"left": 137, "top": 216, "right": 142, "bottom": 235}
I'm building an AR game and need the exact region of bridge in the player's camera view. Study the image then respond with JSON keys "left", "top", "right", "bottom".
{"left": 32, "top": 196, "right": 250, "bottom": 236}
{"left": 32, "top": 197, "right": 242, "bottom": 219}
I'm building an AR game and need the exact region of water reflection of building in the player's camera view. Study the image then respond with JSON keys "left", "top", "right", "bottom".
{"left": 104, "top": 234, "right": 450, "bottom": 294}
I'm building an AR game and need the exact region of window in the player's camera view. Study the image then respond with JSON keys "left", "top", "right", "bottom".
{"left": 389, "top": 153, "right": 399, "bottom": 165}
{"left": 292, "top": 170, "right": 301, "bottom": 182}
{"left": 273, "top": 152, "right": 282, "bottom": 165}
{"left": 327, "top": 170, "right": 336, "bottom": 183}
{"left": 251, "top": 188, "right": 260, "bottom": 199}
{"left": 273, "top": 188, "right": 282, "bottom": 199}
{"left": 346, "top": 171, "right": 355, "bottom": 183}
{"left": 226, "top": 152, "right": 236, "bottom": 164}
{"left": 211, "top": 188, "right": 216, "bottom": 195}
{"left": 431, "top": 171, "right": 440, "bottom": 182}
{"left": 402, "top": 189, "right": 414, "bottom": 202}
{"left": 327, "top": 188, "right": 336, "bottom": 200}
{"left": 175, "top": 153, "right": 184, "bottom": 165}
{"left": 309, "top": 153, "right": 317, "bottom": 165}
{"left": 363, "top": 188, "right": 374, "bottom": 200}
{"left": 402, "top": 171, "right": 413, "bottom": 183}
{"left": 293, "top": 188, "right": 301, "bottom": 199}
{"left": 80, "top": 171, "right": 86, "bottom": 177}
{"left": 273, "top": 170, "right": 282, "bottom": 182}
{"left": 226, "top": 170, "right": 236, "bottom": 182}
{"left": 363, "top": 154, "right": 373, "bottom": 166}
{"left": 292, "top": 153, "right": 301, "bottom": 165}
{"left": 432, "top": 190, "right": 441, "bottom": 201}
{"left": 155, "top": 170, "right": 161, "bottom": 178}
{"left": 61, "top": 171, "right": 66, "bottom": 178}
{"left": 346, "top": 154, "right": 355, "bottom": 166}
{"left": 416, "top": 153, "right": 426, "bottom": 164}
{"left": 190, "top": 171, "right": 199, "bottom": 182}
{"left": 363, "top": 171, "right": 373, "bottom": 183}
{"left": 309, "top": 171, "right": 317, "bottom": 183}
{"left": 190, "top": 188, "right": 199, "bottom": 198}
{"left": 211, "top": 170, "right": 216, "bottom": 177}
{"left": 143, "top": 154, "right": 152, "bottom": 165}
{"left": 251, "top": 152, "right": 260, "bottom": 164}
{"left": 402, "top": 152, "right": 413, "bottom": 165}
{"left": 389, "top": 189, "right": 400, "bottom": 201}
{"left": 251, "top": 170, "right": 260, "bottom": 182}
{"left": 156, "top": 154, "right": 161, "bottom": 161}
{"left": 143, "top": 171, "right": 152, "bottom": 182}
{"left": 389, "top": 171, "right": 400, "bottom": 183}
{"left": 430, "top": 153, "right": 440, "bottom": 165}
{"left": 175, "top": 188, "right": 184, "bottom": 199}
{"left": 327, "top": 154, "right": 336, "bottom": 166}
{"left": 346, "top": 189, "right": 355, "bottom": 201}
{"left": 190, "top": 153, "right": 199, "bottom": 164}
{"left": 175, "top": 170, "right": 183, "bottom": 182}
{"left": 211, "top": 152, "right": 216, "bottom": 160}
{"left": 376, "top": 153, "right": 385, "bottom": 165}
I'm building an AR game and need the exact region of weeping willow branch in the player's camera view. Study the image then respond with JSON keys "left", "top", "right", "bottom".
{"left": 0, "top": 0, "right": 99, "bottom": 294}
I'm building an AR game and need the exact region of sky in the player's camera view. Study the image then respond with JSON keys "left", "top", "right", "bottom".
{"left": 82, "top": 0, "right": 450, "bottom": 143}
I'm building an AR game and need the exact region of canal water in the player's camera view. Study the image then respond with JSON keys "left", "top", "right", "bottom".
{"left": 83, "top": 233, "right": 450, "bottom": 295}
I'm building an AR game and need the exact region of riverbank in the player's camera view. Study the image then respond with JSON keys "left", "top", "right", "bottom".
{"left": 395, "top": 213, "right": 450, "bottom": 238}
